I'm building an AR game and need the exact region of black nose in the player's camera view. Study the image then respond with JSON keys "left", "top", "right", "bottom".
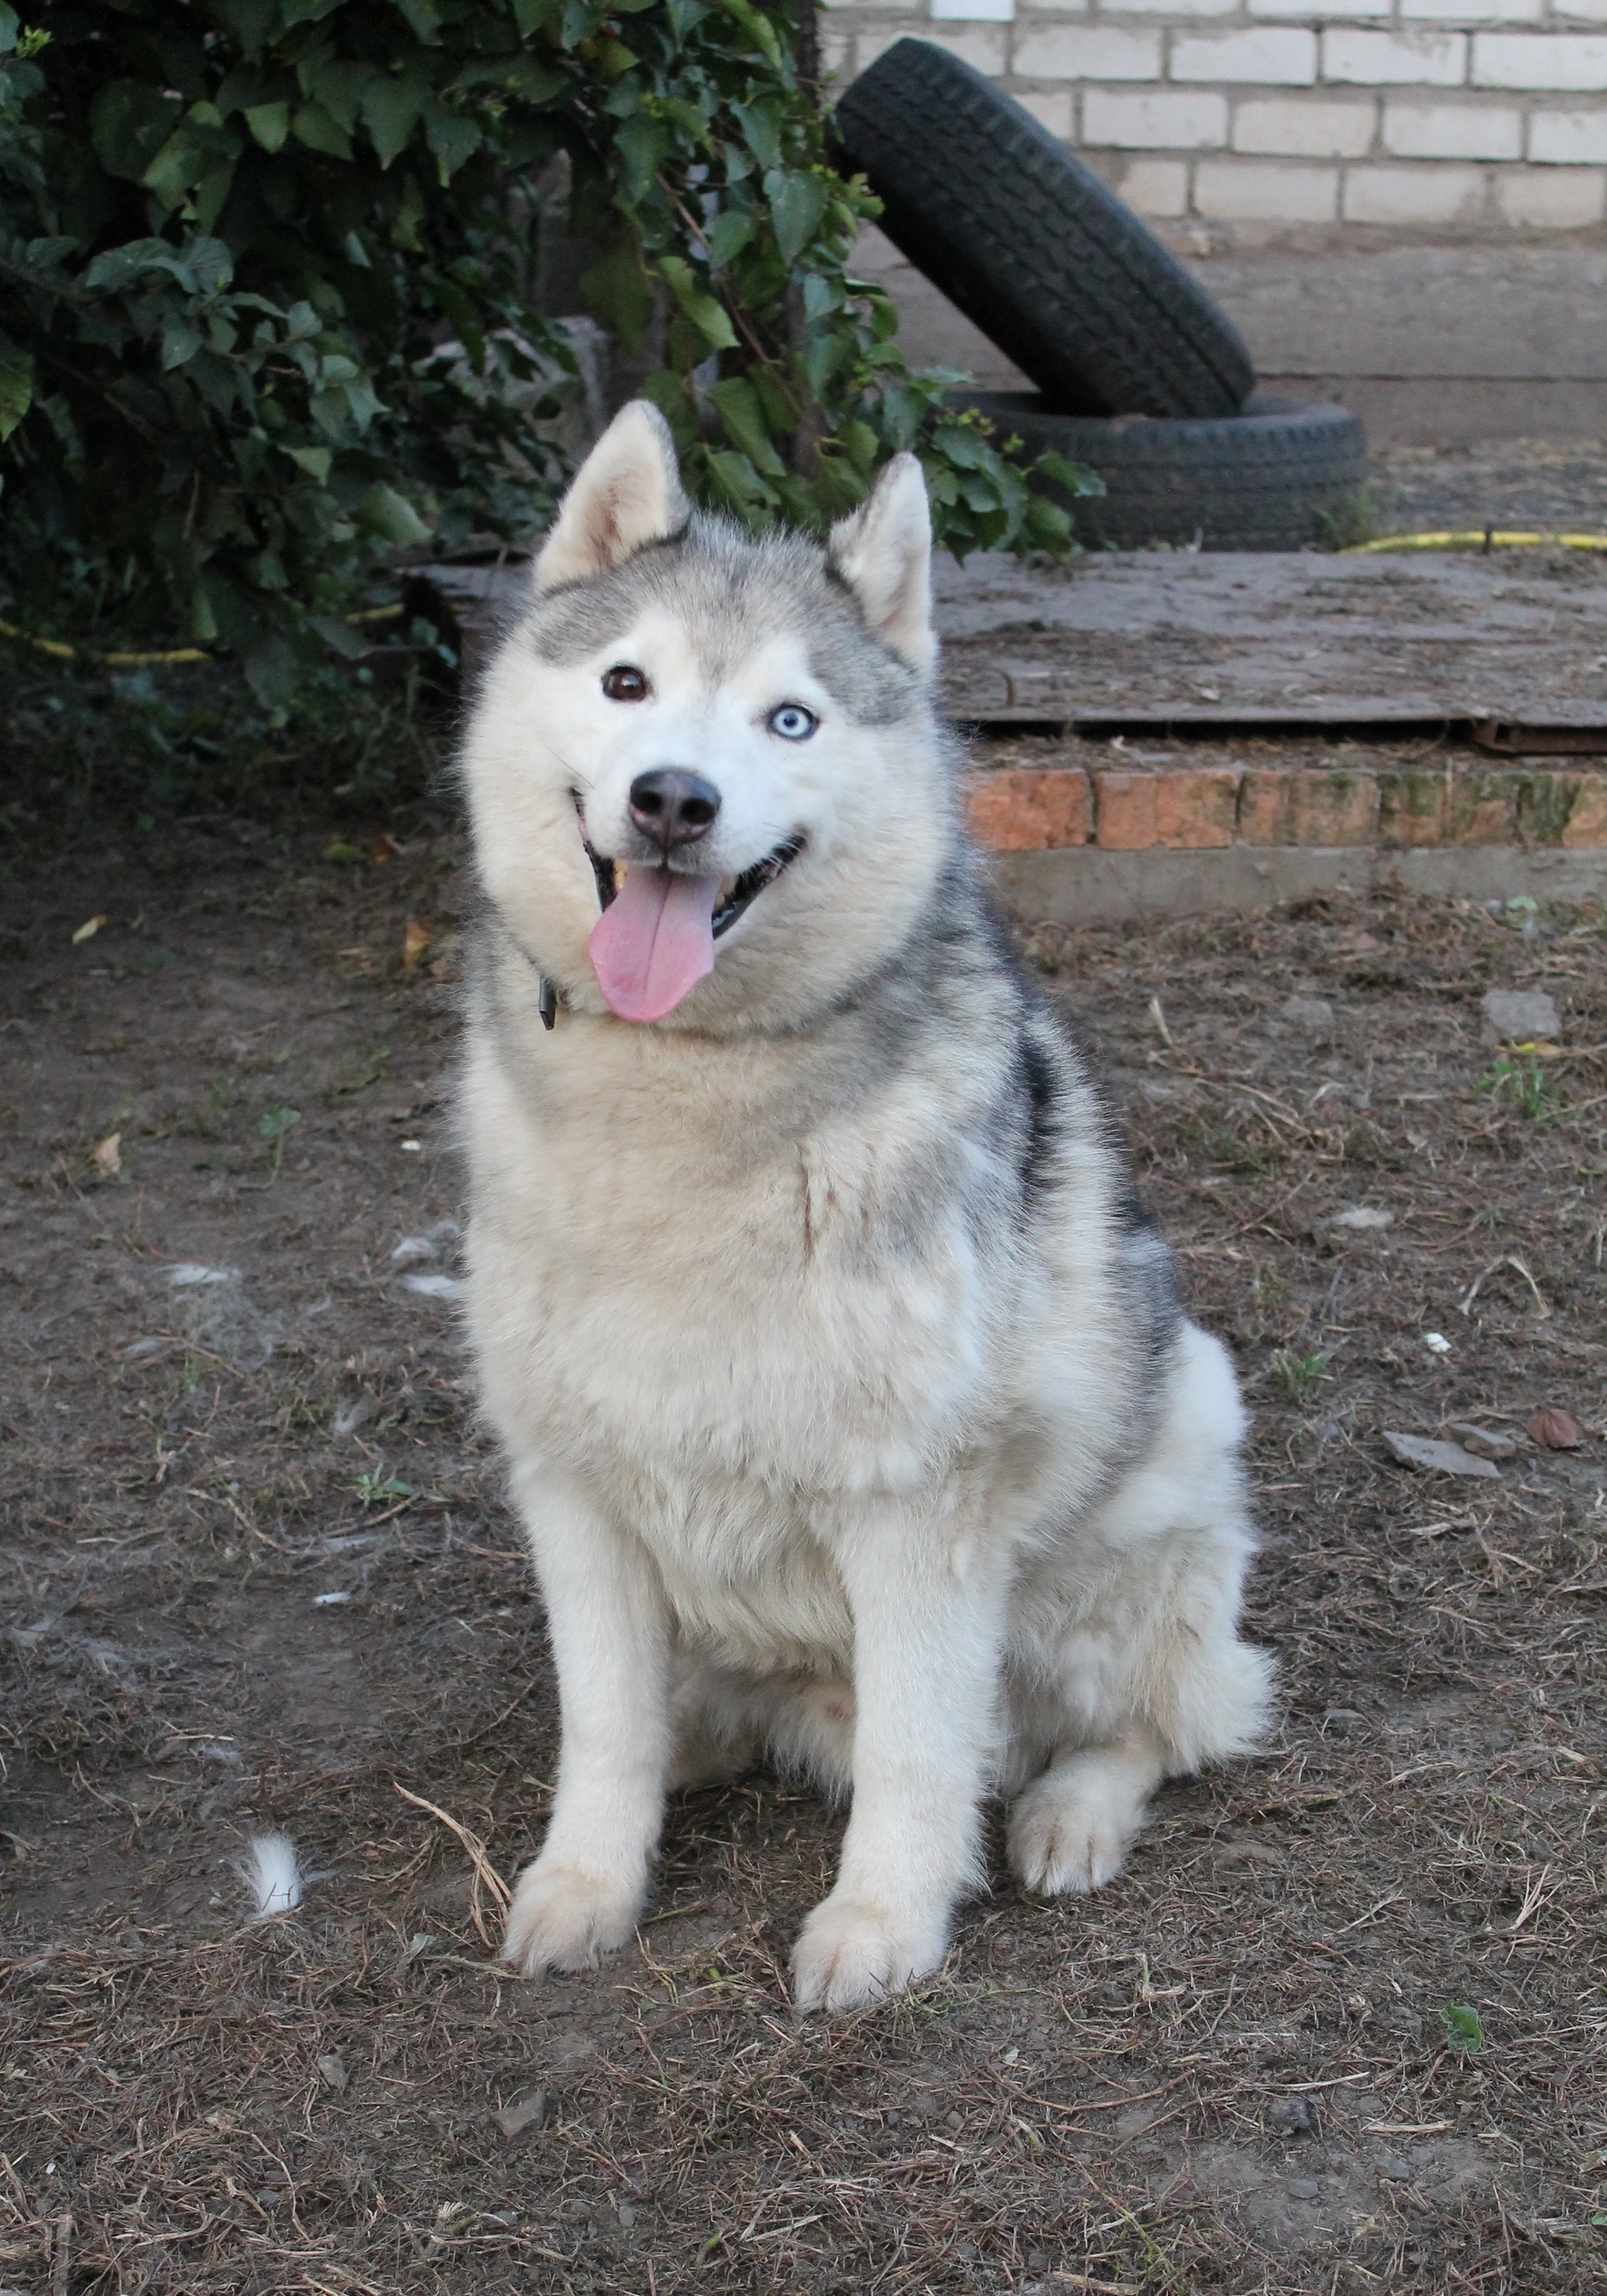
{"left": 628, "top": 768, "right": 721, "bottom": 851}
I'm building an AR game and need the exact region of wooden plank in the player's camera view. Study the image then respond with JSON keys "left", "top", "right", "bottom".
{"left": 414, "top": 548, "right": 1607, "bottom": 730}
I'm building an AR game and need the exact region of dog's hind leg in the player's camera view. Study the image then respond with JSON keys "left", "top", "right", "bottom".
{"left": 1005, "top": 1325, "right": 1277, "bottom": 1898}
{"left": 669, "top": 1665, "right": 856, "bottom": 1798}
{"left": 502, "top": 1456, "right": 672, "bottom": 1978}
{"left": 666, "top": 1664, "right": 764, "bottom": 1791}
{"left": 1007, "top": 1726, "right": 1168, "bottom": 1895}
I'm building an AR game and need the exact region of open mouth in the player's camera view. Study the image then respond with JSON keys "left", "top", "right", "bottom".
{"left": 582, "top": 830, "right": 805, "bottom": 939}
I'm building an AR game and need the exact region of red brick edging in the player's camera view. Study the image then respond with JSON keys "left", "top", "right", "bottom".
{"left": 966, "top": 764, "right": 1607, "bottom": 854}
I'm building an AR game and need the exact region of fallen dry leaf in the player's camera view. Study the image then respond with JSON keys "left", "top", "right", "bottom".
{"left": 71, "top": 914, "right": 107, "bottom": 945}
{"left": 402, "top": 917, "right": 432, "bottom": 976}
{"left": 315, "top": 2051, "right": 348, "bottom": 2093}
{"left": 93, "top": 1132, "right": 122, "bottom": 1177}
{"left": 1527, "top": 1405, "right": 1587, "bottom": 1449}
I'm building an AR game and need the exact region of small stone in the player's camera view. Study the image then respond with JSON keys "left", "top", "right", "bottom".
{"left": 944, "top": 2109, "right": 964, "bottom": 2130}
{"left": 1379, "top": 2154, "right": 1413, "bottom": 2180}
{"left": 315, "top": 2051, "right": 348, "bottom": 2092}
{"left": 491, "top": 2090, "right": 548, "bottom": 2141}
{"left": 1026, "top": 2253, "right": 1050, "bottom": 2274}
{"left": 1481, "top": 988, "right": 1560, "bottom": 1044}
{"left": 1288, "top": 2177, "right": 1321, "bottom": 2199}
{"left": 1267, "top": 2096, "right": 1318, "bottom": 2135}
{"left": 1382, "top": 1430, "right": 1500, "bottom": 1480}
{"left": 1445, "top": 1420, "right": 1518, "bottom": 1460}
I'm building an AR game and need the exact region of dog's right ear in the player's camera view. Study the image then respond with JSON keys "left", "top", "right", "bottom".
{"left": 533, "top": 400, "right": 690, "bottom": 594}
{"left": 826, "top": 452, "right": 935, "bottom": 676}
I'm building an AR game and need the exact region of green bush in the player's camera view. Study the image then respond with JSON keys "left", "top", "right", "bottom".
{"left": 0, "top": 1, "right": 1094, "bottom": 705}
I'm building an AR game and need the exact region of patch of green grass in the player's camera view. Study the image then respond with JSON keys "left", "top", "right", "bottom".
{"left": 1273, "top": 1348, "right": 1332, "bottom": 1401}
{"left": 355, "top": 1471, "right": 411, "bottom": 1507}
{"left": 1441, "top": 2002, "right": 1483, "bottom": 2053}
{"left": 258, "top": 1104, "right": 301, "bottom": 1178}
{"left": 1478, "top": 1055, "right": 1552, "bottom": 1120}
{"left": 1317, "top": 488, "right": 1382, "bottom": 551}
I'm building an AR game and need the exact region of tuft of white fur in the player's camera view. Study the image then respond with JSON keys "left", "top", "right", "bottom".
{"left": 244, "top": 1832, "right": 303, "bottom": 1920}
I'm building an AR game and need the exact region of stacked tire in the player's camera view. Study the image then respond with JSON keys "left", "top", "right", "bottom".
{"left": 833, "top": 40, "right": 1366, "bottom": 552}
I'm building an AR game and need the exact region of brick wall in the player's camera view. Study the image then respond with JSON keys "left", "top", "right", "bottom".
{"left": 824, "top": 0, "right": 1607, "bottom": 232}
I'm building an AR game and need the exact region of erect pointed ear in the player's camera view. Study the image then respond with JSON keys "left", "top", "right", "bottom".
{"left": 533, "top": 400, "right": 690, "bottom": 595}
{"left": 825, "top": 451, "right": 935, "bottom": 676}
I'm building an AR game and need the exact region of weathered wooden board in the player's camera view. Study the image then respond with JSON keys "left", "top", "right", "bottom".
{"left": 419, "top": 546, "right": 1607, "bottom": 729}
{"left": 931, "top": 549, "right": 1607, "bottom": 727}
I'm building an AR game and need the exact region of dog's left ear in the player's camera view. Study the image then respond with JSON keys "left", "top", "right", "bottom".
{"left": 533, "top": 400, "right": 690, "bottom": 594}
{"left": 826, "top": 452, "right": 935, "bottom": 676}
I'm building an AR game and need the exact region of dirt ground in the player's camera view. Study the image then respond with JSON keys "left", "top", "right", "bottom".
{"left": 1366, "top": 439, "right": 1607, "bottom": 543}
{"left": 2, "top": 767, "right": 1605, "bottom": 2296}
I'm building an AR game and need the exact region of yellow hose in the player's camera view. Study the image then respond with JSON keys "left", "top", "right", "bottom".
{"left": 1346, "top": 530, "right": 1607, "bottom": 553}
{"left": 0, "top": 600, "right": 406, "bottom": 668}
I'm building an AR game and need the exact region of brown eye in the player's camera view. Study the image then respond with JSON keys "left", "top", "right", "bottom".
{"left": 602, "top": 664, "right": 649, "bottom": 702}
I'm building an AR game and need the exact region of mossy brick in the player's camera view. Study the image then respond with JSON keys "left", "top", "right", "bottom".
{"left": 1237, "top": 770, "right": 1378, "bottom": 846}
{"left": 1518, "top": 771, "right": 1584, "bottom": 845}
{"left": 1561, "top": 774, "right": 1607, "bottom": 847}
{"left": 1378, "top": 769, "right": 1448, "bottom": 846}
{"left": 1445, "top": 771, "right": 1521, "bottom": 844}
{"left": 966, "top": 768, "right": 1091, "bottom": 851}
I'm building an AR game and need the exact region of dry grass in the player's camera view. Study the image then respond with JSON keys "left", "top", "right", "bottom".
{"left": 2, "top": 797, "right": 1604, "bottom": 2294}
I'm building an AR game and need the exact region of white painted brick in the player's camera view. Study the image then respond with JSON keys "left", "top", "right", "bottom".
{"left": 1529, "top": 104, "right": 1607, "bottom": 159}
{"left": 1172, "top": 27, "right": 1317, "bottom": 82}
{"left": 1115, "top": 155, "right": 1192, "bottom": 210}
{"left": 1083, "top": 86, "right": 1230, "bottom": 144}
{"left": 931, "top": 0, "right": 1015, "bottom": 20}
{"left": 1342, "top": 160, "right": 1485, "bottom": 217}
{"left": 1252, "top": 0, "right": 1386, "bottom": 18}
{"left": 1383, "top": 98, "right": 1522, "bottom": 154}
{"left": 1472, "top": 32, "right": 1607, "bottom": 88}
{"left": 1015, "top": 87, "right": 1074, "bottom": 133}
{"left": 851, "top": 31, "right": 911, "bottom": 69}
{"left": 1322, "top": 29, "right": 1467, "bottom": 84}
{"left": 1015, "top": 0, "right": 1091, "bottom": 12}
{"left": 1497, "top": 159, "right": 1606, "bottom": 216}
{"left": 1402, "top": 0, "right": 1541, "bottom": 19}
{"left": 1015, "top": 24, "right": 1161, "bottom": 75}
{"left": 1233, "top": 97, "right": 1376, "bottom": 154}
{"left": 819, "top": 27, "right": 855, "bottom": 82}
{"left": 1194, "top": 156, "right": 1339, "bottom": 214}
{"left": 1088, "top": 0, "right": 1238, "bottom": 17}
{"left": 917, "top": 21, "right": 1010, "bottom": 69}
{"left": 1554, "top": 0, "right": 1607, "bottom": 19}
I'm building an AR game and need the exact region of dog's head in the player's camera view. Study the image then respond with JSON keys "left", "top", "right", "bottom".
{"left": 462, "top": 401, "right": 955, "bottom": 1033}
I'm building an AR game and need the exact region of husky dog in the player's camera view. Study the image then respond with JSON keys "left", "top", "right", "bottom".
{"left": 459, "top": 403, "right": 1274, "bottom": 2012}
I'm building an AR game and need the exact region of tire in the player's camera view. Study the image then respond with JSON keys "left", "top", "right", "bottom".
{"left": 952, "top": 392, "right": 1368, "bottom": 551}
{"left": 833, "top": 39, "right": 1254, "bottom": 421}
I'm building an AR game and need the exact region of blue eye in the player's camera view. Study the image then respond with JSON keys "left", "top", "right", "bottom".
{"left": 767, "top": 703, "right": 817, "bottom": 742}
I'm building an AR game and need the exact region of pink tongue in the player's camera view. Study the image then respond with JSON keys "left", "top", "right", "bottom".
{"left": 588, "top": 866, "right": 719, "bottom": 1022}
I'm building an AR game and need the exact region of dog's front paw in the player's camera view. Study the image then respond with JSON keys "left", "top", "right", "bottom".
{"left": 1007, "top": 1757, "right": 1146, "bottom": 1896}
{"left": 790, "top": 1891, "right": 946, "bottom": 2014}
{"left": 501, "top": 1857, "right": 643, "bottom": 1977}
